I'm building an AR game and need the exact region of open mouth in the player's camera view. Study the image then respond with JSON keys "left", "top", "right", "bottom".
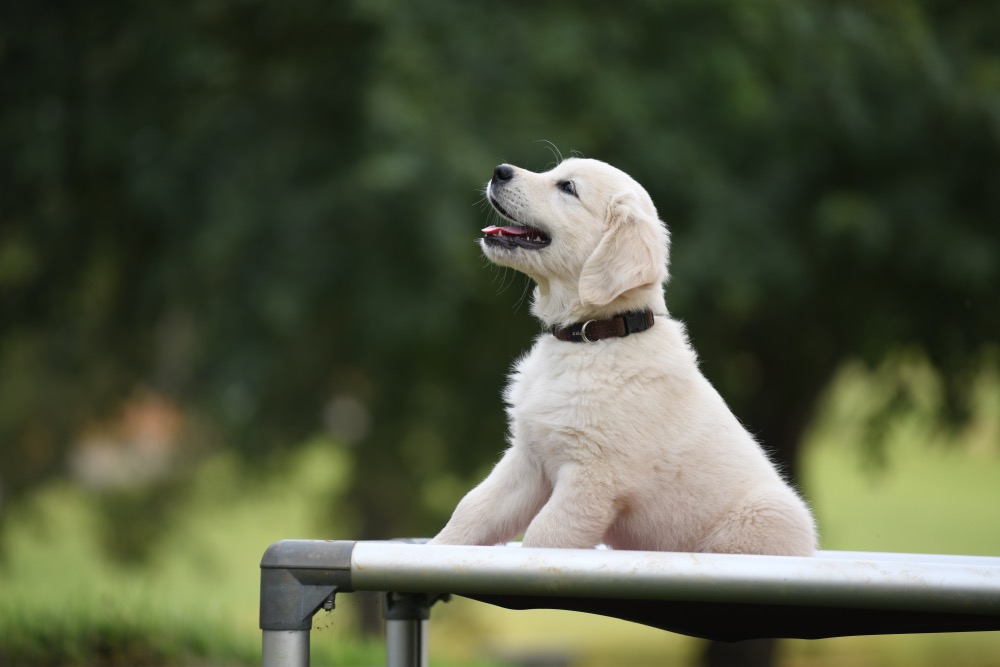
{"left": 482, "top": 225, "right": 552, "bottom": 250}
{"left": 484, "top": 195, "right": 551, "bottom": 249}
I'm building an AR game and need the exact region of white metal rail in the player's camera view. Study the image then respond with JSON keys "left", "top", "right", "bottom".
{"left": 260, "top": 540, "right": 1000, "bottom": 667}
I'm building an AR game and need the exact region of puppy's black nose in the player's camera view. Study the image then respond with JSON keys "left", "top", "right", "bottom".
{"left": 493, "top": 164, "right": 514, "bottom": 182}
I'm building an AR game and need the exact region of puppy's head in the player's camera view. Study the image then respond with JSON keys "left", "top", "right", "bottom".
{"left": 481, "top": 158, "right": 669, "bottom": 313}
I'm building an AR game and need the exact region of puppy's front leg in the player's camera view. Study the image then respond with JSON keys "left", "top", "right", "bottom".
{"left": 521, "top": 465, "right": 617, "bottom": 549}
{"left": 429, "top": 447, "right": 549, "bottom": 546}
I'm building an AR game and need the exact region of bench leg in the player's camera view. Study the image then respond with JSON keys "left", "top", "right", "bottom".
{"left": 383, "top": 592, "right": 449, "bottom": 667}
{"left": 262, "top": 629, "right": 310, "bottom": 667}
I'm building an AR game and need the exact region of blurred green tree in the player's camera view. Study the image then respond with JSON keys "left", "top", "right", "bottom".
{"left": 2, "top": 0, "right": 998, "bottom": 660}
{"left": 0, "top": 0, "right": 380, "bottom": 502}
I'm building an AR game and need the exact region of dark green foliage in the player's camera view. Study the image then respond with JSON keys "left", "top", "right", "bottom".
{"left": 0, "top": 612, "right": 216, "bottom": 667}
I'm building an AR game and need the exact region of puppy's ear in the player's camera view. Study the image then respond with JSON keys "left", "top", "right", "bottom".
{"left": 578, "top": 194, "right": 668, "bottom": 307}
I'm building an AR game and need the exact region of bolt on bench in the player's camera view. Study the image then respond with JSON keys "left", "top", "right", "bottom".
{"left": 260, "top": 540, "right": 1000, "bottom": 667}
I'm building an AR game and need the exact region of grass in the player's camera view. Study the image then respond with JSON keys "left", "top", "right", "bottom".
{"left": 0, "top": 440, "right": 494, "bottom": 667}
{"left": 0, "top": 441, "right": 394, "bottom": 667}
{"left": 1, "top": 356, "right": 998, "bottom": 666}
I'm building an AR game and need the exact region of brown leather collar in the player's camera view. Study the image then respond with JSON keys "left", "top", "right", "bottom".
{"left": 551, "top": 310, "right": 655, "bottom": 343}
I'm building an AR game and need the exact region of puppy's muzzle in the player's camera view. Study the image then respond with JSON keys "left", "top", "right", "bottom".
{"left": 483, "top": 163, "right": 551, "bottom": 249}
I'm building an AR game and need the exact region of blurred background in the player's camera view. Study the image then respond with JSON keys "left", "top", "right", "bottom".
{"left": 1, "top": 0, "right": 998, "bottom": 665}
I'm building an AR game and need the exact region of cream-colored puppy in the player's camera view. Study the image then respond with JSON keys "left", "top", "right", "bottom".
{"left": 430, "top": 158, "right": 817, "bottom": 555}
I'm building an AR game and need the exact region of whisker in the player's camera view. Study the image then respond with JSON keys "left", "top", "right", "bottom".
{"left": 497, "top": 269, "right": 511, "bottom": 296}
{"left": 513, "top": 274, "right": 532, "bottom": 313}
{"left": 537, "top": 139, "right": 563, "bottom": 169}
{"left": 488, "top": 263, "right": 515, "bottom": 298}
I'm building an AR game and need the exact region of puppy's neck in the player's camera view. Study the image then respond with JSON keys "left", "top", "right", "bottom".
{"left": 530, "top": 281, "right": 668, "bottom": 328}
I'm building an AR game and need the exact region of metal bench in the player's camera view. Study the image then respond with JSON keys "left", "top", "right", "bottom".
{"left": 260, "top": 540, "right": 1000, "bottom": 667}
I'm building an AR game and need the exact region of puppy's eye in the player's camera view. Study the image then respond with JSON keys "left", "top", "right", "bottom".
{"left": 557, "top": 180, "right": 577, "bottom": 197}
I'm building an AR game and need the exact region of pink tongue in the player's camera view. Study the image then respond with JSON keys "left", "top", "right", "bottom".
{"left": 482, "top": 225, "right": 529, "bottom": 236}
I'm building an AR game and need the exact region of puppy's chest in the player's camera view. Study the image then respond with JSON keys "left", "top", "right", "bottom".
{"left": 504, "top": 344, "right": 638, "bottom": 457}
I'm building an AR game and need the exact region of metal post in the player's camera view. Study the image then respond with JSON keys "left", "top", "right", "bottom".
{"left": 262, "top": 630, "right": 310, "bottom": 667}
{"left": 260, "top": 540, "right": 356, "bottom": 667}
{"left": 383, "top": 592, "right": 450, "bottom": 667}
{"left": 385, "top": 599, "right": 427, "bottom": 667}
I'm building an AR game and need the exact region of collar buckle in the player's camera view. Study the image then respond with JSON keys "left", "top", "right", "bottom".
{"left": 622, "top": 310, "right": 652, "bottom": 336}
{"left": 552, "top": 310, "right": 655, "bottom": 343}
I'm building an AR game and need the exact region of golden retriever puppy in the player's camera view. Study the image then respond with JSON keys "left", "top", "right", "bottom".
{"left": 430, "top": 158, "right": 817, "bottom": 555}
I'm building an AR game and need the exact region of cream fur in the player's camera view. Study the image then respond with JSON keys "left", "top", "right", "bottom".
{"left": 429, "top": 158, "right": 817, "bottom": 555}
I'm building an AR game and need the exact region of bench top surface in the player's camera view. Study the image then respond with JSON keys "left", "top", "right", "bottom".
{"left": 262, "top": 540, "right": 1000, "bottom": 640}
